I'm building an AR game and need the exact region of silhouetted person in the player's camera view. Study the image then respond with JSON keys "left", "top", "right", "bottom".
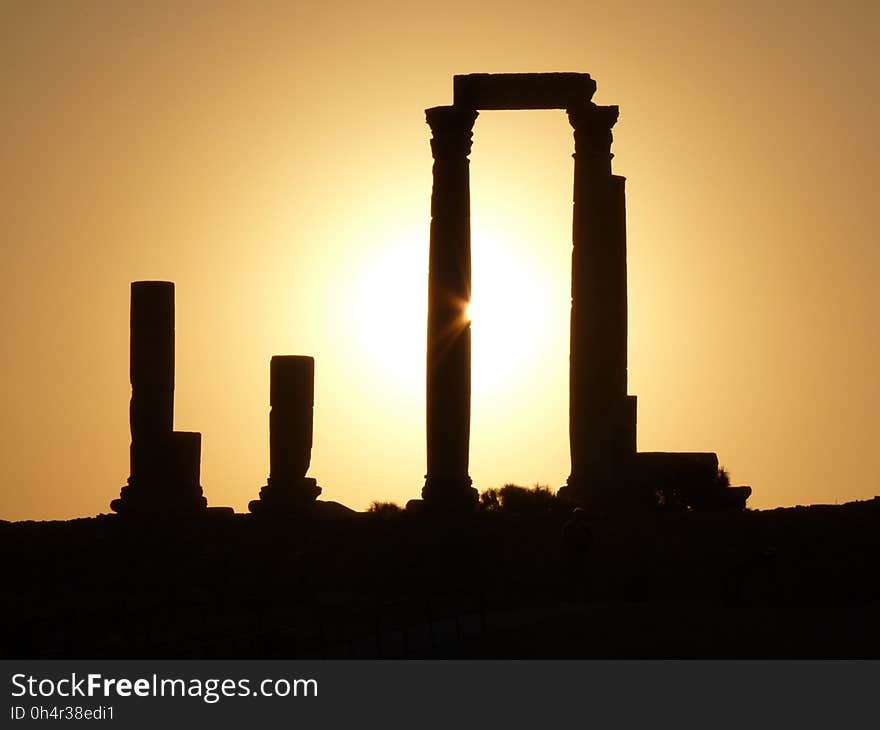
{"left": 562, "top": 507, "right": 593, "bottom": 601}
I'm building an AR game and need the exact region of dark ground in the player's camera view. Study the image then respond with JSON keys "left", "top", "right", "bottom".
{"left": 3, "top": 498, "right": 879, "bottom": 658}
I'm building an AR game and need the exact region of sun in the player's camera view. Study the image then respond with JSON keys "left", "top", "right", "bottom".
{"left": 351, "top": 227, "right": 551, "bottom": 399}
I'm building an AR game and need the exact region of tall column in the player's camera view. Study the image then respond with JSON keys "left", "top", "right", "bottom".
{"left": 111, "top": 281, "right": 206, "bottom": 515}
{"left": 250, "top": 355, "right": 321, "bottom": 514}
{"left": 565, "top": 103, "right": 632, "bottom": 504}
{"left": 129, "top": 280, "right": 175, "bottom": 483}
{"left": 422, "top": 105, "right": 479, "bottom": 510}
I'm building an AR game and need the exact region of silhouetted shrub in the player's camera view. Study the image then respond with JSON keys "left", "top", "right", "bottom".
{"left": 480, "top": 489, "right": 501, "bottom": 512}
{"left": 480, "top": 484, "right": 557, "bottom": 513}
{"left": 368, "top": 501, "right": 403, "bottom": 516}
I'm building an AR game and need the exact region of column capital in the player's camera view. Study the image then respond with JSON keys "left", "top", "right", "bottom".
{"left": 426, "top": 105, "right": 479, "bottom": 159}
{"left": 567, "top": 103, "right": 619, "bottom": 160}
{"left": 567, "top": 102, "right": 619, "bottom": 132}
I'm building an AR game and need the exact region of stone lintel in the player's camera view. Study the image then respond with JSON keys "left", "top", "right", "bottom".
{"left": 453, "top": 73, "right": 596, "bottom": 109}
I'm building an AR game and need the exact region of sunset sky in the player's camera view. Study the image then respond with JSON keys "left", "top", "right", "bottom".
{"left": 2, "top": 1, "right": 877, "bottom": 519}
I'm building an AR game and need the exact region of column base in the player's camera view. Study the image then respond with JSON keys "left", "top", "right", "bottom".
{"left": 558, "top": 477, "right": 598, "bottom": 509}
{"left": 421, "top": 475, "right": 479, "bottom": 512}
{"left": 110, "top": 479, "right": 208, "bottom": 516}
{"left": 248, "top": 477, "right": 322, "bottom": 514}
{"left": 560, "top": 471, "right": 650, "bottom": 513}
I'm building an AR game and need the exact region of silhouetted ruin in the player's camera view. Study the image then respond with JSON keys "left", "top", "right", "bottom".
{"left": 249, "top": 355, "right": 322, "bottom": 513}
{"left": 20, "top": 71, "right": 880, "bottom": 665}
{"left": 104, "top": 73, "right": 749, "bottom": 519}
{"left": 420, "top": 72, "right": 749, "bottom": 512}
{"left": 111, "top": 282, "right": 207, "bottom": 515}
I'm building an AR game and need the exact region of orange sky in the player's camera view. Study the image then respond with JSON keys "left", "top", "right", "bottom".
{"left": 1, "top": 1, "right": 877, "bottom": 519}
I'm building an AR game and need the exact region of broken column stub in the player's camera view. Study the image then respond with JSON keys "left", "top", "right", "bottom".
{"left": 111, "top": 281, "right": 207, "bottom": 515}
{"left": 249, "top": 356, "right": 321, "bottom": 514}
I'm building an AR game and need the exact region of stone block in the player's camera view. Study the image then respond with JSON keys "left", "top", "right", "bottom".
{"left": 453, "top": 73, "right": 596, "bottom": 109}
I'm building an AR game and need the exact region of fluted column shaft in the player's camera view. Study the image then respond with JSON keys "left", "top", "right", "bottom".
{"left": 567, "top": 104, "right": 631, "bottom": 492}
{"left": 423, "top": 105, "right": 479, "bottom": 508}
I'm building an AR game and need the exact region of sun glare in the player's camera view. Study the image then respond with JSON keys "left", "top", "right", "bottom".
{"left": 351, "top": 226, "right": 553, "bottom": 401}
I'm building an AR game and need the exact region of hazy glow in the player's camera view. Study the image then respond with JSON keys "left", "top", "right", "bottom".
{"left": 353, "top": 235, "right": 426, "bottom": 392}
{"left": 470, "top": 228, "right": 552, "bottom": 393}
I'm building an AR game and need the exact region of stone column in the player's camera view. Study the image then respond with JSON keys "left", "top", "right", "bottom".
{"left": 422, "top": 105, "right": 479, "bottom": 510}
{"left": 565, "top": 103, "right": 633, "bottom": 504}
{"left": 129, "top": 280, "right": 175, "bottom": 483}
{"left": 249, "top": 355, "right": 321, "bottom": 514}
{"left": 111, "top": 281, "right": 206, "bottom": 515}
